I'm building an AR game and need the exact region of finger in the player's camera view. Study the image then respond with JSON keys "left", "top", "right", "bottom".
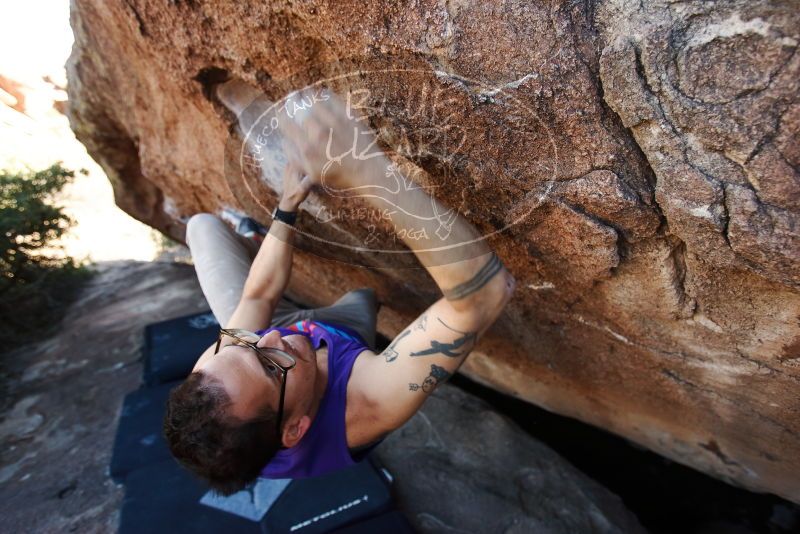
{"left": 290, "top": 163, "right": 305, "bottom": 179}
{"left": 300, "top": 174, "right": 315, "bottom": 191}
{"left": 215, "top": 79, "right": 263, "bottom": 116}
{"left": 282, "top": 159, "right": 296, "bottom": 178}
{"left": 287, "top": 150, "right": 314, "bottom": 181}
{"left": 281, "top": 125, "right": 307, "bottom": 167}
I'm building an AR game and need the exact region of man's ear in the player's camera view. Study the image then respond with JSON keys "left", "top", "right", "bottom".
{"left": 281, "top": 415, "right": 311, "bottom": 448}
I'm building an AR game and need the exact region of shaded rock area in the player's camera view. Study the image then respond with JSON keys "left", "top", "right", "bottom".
{"left": 0, "top": 260, "right": 209, "bottom": 533}
{"left": 65, "top": 0, "right": 800, "bottom": 501}
{"left": 452, "top": 373, "right": 800, "bottom": 534}
{"left": 374, "top": 383, "right": 646, "bottom": 534}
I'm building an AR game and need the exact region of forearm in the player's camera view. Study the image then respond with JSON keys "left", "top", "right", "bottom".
{"left": 348, "top": 158, "right": 513, "bottom": 308}
{"left": 279, "top": 90, "right": 514, "bottom": 310}
{"left": 240, "top": 220, "right": 295, "bottom": 304}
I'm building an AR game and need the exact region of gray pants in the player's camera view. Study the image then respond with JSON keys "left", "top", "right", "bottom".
{"left": 185, "top": 213, "right": 379, "bottom": 350}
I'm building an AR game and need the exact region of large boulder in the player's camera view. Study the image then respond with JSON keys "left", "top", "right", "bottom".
{"left": 66, "top": 0, "right": 800, "bottom": 501}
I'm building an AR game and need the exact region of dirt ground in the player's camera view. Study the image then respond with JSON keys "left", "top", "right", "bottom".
{"left": 0, "top": 258, "right": 208, "bottom": 533}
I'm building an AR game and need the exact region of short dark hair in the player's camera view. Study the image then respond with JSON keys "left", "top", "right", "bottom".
{"left": 163, "top": 371, "right": 281, "bottom": 495}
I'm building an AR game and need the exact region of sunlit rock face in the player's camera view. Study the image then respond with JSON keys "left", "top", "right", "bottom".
{"left": 66, "top": 0, "right": 800, "bottom": 502}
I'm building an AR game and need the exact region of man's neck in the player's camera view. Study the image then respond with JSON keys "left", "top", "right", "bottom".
{"left": 306, "top": 343, "right": 329, "bottom": 422}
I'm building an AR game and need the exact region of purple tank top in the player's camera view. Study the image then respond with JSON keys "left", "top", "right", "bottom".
{"left": 255, "top": 319, "right": 382, "bottom": 479}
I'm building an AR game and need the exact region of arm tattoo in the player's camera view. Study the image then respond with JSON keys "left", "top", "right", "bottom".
{"left": 408, "top": 364, "right": 451, "bottom": 393}
{"left": 410, "top": 317, "right": 476, "bottom": 358}
{"left": 383, "top": 329, "right": 410, "bottom": 362}
{"left": 442, "top": 253, "right": 505, "bottom": 301}
{"left": 383, "top": 314, "right": 427, "bottom": 362}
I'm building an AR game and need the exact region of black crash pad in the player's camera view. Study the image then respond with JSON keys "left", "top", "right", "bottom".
{"left": 330, "top": 510, "right": 415, "bottom": 533}
{"left": 119, "top": 457, "right": 396, "bottom": 533}
{"left": 143, "top": 310, "right": 219, "bottom": 386}
{"left": 120, "top": 459, "right": 262, "bottom": 534}
{"left": 263, "top": 459, "right": 393, "bottom": 534}
{"left": 110, "top": 381, "right": 181, "bottom": 482}
{"left": 116, "top": 309, "right": 406, "bottom": 533}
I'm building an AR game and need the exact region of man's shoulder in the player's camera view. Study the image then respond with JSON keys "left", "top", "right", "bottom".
{"left": 347, "top": 348, "right": 379, "bottom": 402}
{"left": 343, "top": 348, "right": 388, "bottom": 449}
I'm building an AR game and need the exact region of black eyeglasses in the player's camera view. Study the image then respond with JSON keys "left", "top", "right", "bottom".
{"left": 214, "top": 328, "right": 296, "bottom": 440}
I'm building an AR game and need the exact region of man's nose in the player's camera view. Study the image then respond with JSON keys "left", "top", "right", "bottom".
{"left": 257, "top": 329, "right": 285, "bottom": 350}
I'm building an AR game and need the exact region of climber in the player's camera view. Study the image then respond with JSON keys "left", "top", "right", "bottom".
{"left": 162, "top": 83, "right": 516, "bottom": 495}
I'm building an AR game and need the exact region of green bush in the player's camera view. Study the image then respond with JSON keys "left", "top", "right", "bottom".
{"left": 0, "top": 163, "right": 93, "bottom": 353}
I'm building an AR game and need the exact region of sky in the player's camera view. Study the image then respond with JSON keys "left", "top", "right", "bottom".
{"left": 0, "top": 0, "right": 74, "bottom": 87}
{"left": 0, "top": 0, "right": 162, "bottom": 262}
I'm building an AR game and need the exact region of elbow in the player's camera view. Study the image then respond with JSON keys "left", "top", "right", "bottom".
{"left": 443, "top": 266, "right": 516, "bottom": 324}
{"left": 473, "top": 267, "right": 516, "bottom": 323}
{"left": 490, "top": 267, "right": 516, "bottom": 316}
{"left": 499, "top": 267, "right": 516, "bottom": 305}
{"left": 241, "top": 278, "right": 278, "bottom": 303}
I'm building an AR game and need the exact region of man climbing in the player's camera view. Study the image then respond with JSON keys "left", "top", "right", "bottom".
{"left": 163, "top": 83, "right": 516, "bottom": 495}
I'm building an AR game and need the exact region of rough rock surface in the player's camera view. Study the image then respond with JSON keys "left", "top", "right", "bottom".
{"left": 66, "top": 0, "right": 800, "bottom": 501}
{"left": 374, "top": 383, "right": 646, "bottom": 533}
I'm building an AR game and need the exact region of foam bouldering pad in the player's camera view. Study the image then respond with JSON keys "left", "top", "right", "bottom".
{"left": 116, "top": 309, "right": 400, "bottom": 533}
{"left": 110, "top": 381, "right": 180, "bottom": 482}
{"left": 330, "top": 510, "right": 415, "bottom": 533}
{"left": 143, "top": 310, "right": 219, "bottom": 386}
{"left": 263, "top": 459, "right": 393, "bottom": 534}
{"left": 199, "top": 477, "right": 291, "bottom": 521}
{"left": 119, "top": 459, "right": 262, "bottom": 534}
{"left": 119, "top": 458, "right": 395, "bottom": 534}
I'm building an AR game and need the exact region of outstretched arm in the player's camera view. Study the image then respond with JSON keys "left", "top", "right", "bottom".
{"left": 281, "top": 91, "right": 516, "bottom": 434}
{"left": 223, "top": 161, "right": 313, "bottom": 332}
{"left": 348, "top": 164, "right": 515, "bottom": 433}
{"left": 192, "top": 162, "right": 312, "bottom": 371}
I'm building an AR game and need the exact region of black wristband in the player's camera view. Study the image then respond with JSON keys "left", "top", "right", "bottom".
{"left": 271, "top": 206, "right": 297, "bottom": 226}
{"left": 442, "top": 253, "right": 504, "bottom": 301}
